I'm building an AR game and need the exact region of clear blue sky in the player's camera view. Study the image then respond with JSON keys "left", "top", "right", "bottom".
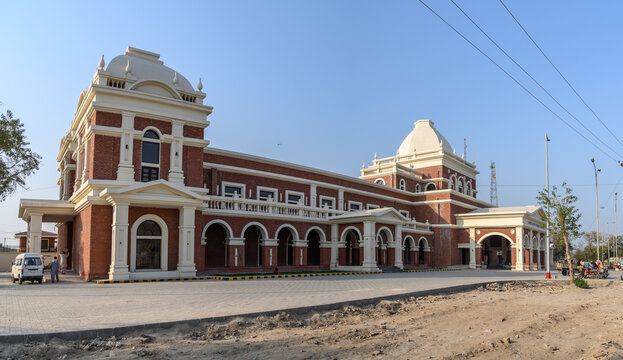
{"left": 1, "top": 1, "right": 622, "bottom": 247}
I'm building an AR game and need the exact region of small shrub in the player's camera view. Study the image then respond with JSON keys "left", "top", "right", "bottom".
{"left": 573, "top": 277, "right": 588, "bottom": 289}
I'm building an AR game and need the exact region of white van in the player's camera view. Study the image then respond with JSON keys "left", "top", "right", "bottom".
{"left": 11, "top": 253, "right": 44, "bottom": 284}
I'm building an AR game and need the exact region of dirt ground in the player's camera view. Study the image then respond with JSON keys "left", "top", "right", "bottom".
{"left": 3, "top": 280, "right": 623, "bottom": 360}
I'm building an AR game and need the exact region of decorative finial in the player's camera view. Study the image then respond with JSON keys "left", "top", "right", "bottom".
{"left": 173, "top": 71, "right": 179, "bottom": 85}
{"left": 374, "top": 152, "right": 378, "bottom": 161}
{"left": 362, "top": 162, "right": 365, "bottom": 169}
{"left": 197, "top": 77, "right": 203, "bottom": 91}
{"left": 453, "top": 148, "right": 456, "bottom": 154}
{"left": 98, "top": 54, "right": 105, "bottom": 69}
{"left": 125, "top": 59, "right": 131, "bottom": 75}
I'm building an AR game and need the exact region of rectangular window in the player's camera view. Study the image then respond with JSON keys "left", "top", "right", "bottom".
{"left": 259, "top": 190, "right": 275, "bottom": 201}
{"left": 320, "top": 198, "right": 334, "bottom": 209}
{"left": 286, "top": 191, "right": 304, "bottom": 205}
{"left": 141, "top": 166, "right": 159, "bottom": 182}
{"left": 141, "top": 142, "right": 160, "bottom": 164}
{"left": 287, "top": 194, "right": 301, "bottom": 204}
{"left": 349, "top": 201, "right": 362, "bottom": 212}
{"left": 257, "top": 186, "right": 278, "bottom": 201}
{"left": 224, "top": 186, "right": 243, "bottom": 197}
{"left": 367, "top": 204, "right": 380, "bottom": 210}
{"left": 40, "top": 239, "right": 49, "bottom": 251}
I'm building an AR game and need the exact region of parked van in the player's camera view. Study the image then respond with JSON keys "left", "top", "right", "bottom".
{"left": 11, "top": 253, "right": 44, "bottom": 284}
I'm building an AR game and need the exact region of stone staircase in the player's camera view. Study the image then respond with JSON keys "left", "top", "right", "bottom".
{"left": 379, "top": 266, "right": 403, "bottom": 273}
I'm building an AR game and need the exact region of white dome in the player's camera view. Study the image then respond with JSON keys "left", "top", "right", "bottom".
{"left": 105, "top": 47, "right": 195, "bottom": 93}
{"left": 397, "top": 120, "right": 453, "bottom": 156}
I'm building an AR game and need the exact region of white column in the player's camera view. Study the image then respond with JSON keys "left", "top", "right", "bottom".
{"left": 169, "top": 120, "right": 185, "bottom": 184}
{"left": 117, "top": 111, "right": 135, "bottom": 182}
{"left": 529, "top": 231, "right": 534, "bottom": 270}
{"left": 362, "top": 221, "right": 378, "bottom": 271}
{"left": 310, "top": 184, "right": 317, "bottom": 208}
{"left": 469, "top": 228, "right": 476, "bottom": 269}
{"left": 81, "top": 135, "right": 90, "bottom": 183}
{"left": 516, "top": 227, "right": 524, "bottom": 271}
{"left": 177, "top": 206, "right": 197, "bottom": 277}
{"left": 330, "top": 223, "right": 339, "bottom": 269}
{"left": 73, "top": 143, "right": 82, "bottom": 192}
{"left": 338, "top": 189, "right": 344, "bottom": 211}
{"left": 537, "top": 236, "right": 542, "bottom": 270}
{"left": 62, "top": 169, "right": 69, "bottom": 200}
{"left": 28, "top": 213, "right": 43, "bottom": 254}
{"left": 108, "top": 203, "right": 130, "bottom": 280}
{"left": 394, "top": 224, "right": 403, "bottom": 269}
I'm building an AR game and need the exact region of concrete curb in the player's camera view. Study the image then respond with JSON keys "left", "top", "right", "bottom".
{"left": 95, "top": 271, "right": 383, "bottom": 284}
{"left": 402, "top": 268, "right": 461, "bottom": 273}
{"left": 0, "top": 279, "right": 531, "bottom": 344}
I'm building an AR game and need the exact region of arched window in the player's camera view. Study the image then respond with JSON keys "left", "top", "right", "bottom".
{"left": 136, "top": 220, "right": 162, "bottom": 270}
{"left": 426, "top": 183, "right": 436, "bottom": 191}
{"left": 457, "top": 179, "right": 464, "bottom": 193}
{"left": 399, "top": 179, "right": 406, "bottom": 191}
{"left": 466, "top": 182, "right": 472, "bottom": 196}
{"left": 449, "top": 175, "right": 456, "bottom": 191}
{"left": 141, "top": 130, "right": 160, "bottom": 182}
{"left": 375, "top": 179, "right": 385, "bottom": 185}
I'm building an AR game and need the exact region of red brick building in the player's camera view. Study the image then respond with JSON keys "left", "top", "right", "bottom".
{"left": 18, "top": 47, "right": 547, "bottom": 281}
{"left": 15, "top": 231, "right": 57, "bottom": 252}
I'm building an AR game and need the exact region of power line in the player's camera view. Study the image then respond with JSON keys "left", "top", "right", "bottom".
{"left": 475, "top": 183, "right": 622, "bottom": 188}
{"left": 498, "top": 0, "right": 623, "bottom": 149}
{"left": 450, "top": 0, "right": 623, "bottom": 160}
{"left": 416, "top": 0, "right": 620, "bottom": 163}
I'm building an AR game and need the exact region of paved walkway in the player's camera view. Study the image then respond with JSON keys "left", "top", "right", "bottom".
{"left": 0, "top": 270, "right": 555, "bottom": 336}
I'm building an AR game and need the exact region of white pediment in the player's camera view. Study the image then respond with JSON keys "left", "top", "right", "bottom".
{"left": 100, "top": 180, "right": 204, "bottom": 207}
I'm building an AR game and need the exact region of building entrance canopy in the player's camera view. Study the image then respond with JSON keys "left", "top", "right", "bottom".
{"left": 455, "top": 206, "right": 548, "bottom": 271}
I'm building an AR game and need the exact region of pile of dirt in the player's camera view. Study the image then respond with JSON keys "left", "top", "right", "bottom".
{"left": 2, "top": 279, "right": 622, "bottom": 360}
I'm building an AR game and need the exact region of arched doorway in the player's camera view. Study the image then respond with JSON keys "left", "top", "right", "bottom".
{"left": 403, "top": 236, "right": 414, "bottom": 266}
{"left": 376, "top": 234, "right": 385, "bottom": 266}
{"left": 306, "top": 229, "right": 322, "bottom": 266}
{"left": 203, "top": 222, "right": 229, "bottom": 269}
{"left": 344, "top": 229, "right": 360, "bottom": 266}
{"left": 418, "top": 238, "right": 428, "bottom": 266}
{"left": 480, "top": 234, "right": 512, "bottom": 269}
{"left": 135, "top": 220, "right": 162, "bottom": 270}
{"left": 131, "top": 215, "right": 168, "bottom": 272}
{"left": 277, "top": 226, "right": 296, "bottom": 266}
{"left": 243, "top": 225, "right": 264, "bottom": 267}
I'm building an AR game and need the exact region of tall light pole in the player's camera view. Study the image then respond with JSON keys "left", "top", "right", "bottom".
{"left": 545, "top": 134, "right": 551, "bottom": 279}
{"left": 591, "top": 158, "right": 601, "bottom": 262}
{"left": 616, "top": 192, "right": 619, "bottom": 261}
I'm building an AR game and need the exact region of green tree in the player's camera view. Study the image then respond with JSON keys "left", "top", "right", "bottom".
{"left": 0, "top": 109, "right": 41, "bottom": 201}
{"left": 537, "top": 183, "right": 582, "bottom": 284}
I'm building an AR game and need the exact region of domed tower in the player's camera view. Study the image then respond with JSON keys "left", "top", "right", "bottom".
{"left": 360, "top": 120, "right": 478, "bottom": 197}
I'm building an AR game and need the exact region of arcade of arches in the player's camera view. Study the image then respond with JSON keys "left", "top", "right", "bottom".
{"left": 199, "top": 218, "right": 433, "bottom": 273}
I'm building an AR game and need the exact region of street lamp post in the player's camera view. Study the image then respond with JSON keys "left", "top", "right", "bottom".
{"left": 545, "top": 134, "right": 551, "bottom": 279}
{"left": 616, "top": 192, "right": 619, "bottom": 261}
{"left": 591, "top": 158, "right": 601, "bottom": 262}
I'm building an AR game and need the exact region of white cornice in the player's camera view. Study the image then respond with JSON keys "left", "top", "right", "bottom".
{"left": 204, "top": 161, "right": 485, "bottom": 211}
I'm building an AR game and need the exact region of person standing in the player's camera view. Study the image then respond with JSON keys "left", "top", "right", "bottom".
{"left": 50, "top": 256, "right": 60, "bottom": 283}
{"left": 59, "top": 250, "right": 68, "bottom": 274}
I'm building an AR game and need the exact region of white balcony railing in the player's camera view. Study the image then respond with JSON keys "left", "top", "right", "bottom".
{"left": 203, "top": 195, "right": 343, "bottom": 220}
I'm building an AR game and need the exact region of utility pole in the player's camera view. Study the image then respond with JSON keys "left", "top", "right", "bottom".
{"left": 591, "top": 158, "right": 601, "bottom": 262}
{"left": 545, "top": 134, "right": 551, "bottom": 279}
{"left": 490, "top": 161, "right": 498, "bottom": 207}
{"left": 616, "top": 192, "right": 619, "bottom": 260}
